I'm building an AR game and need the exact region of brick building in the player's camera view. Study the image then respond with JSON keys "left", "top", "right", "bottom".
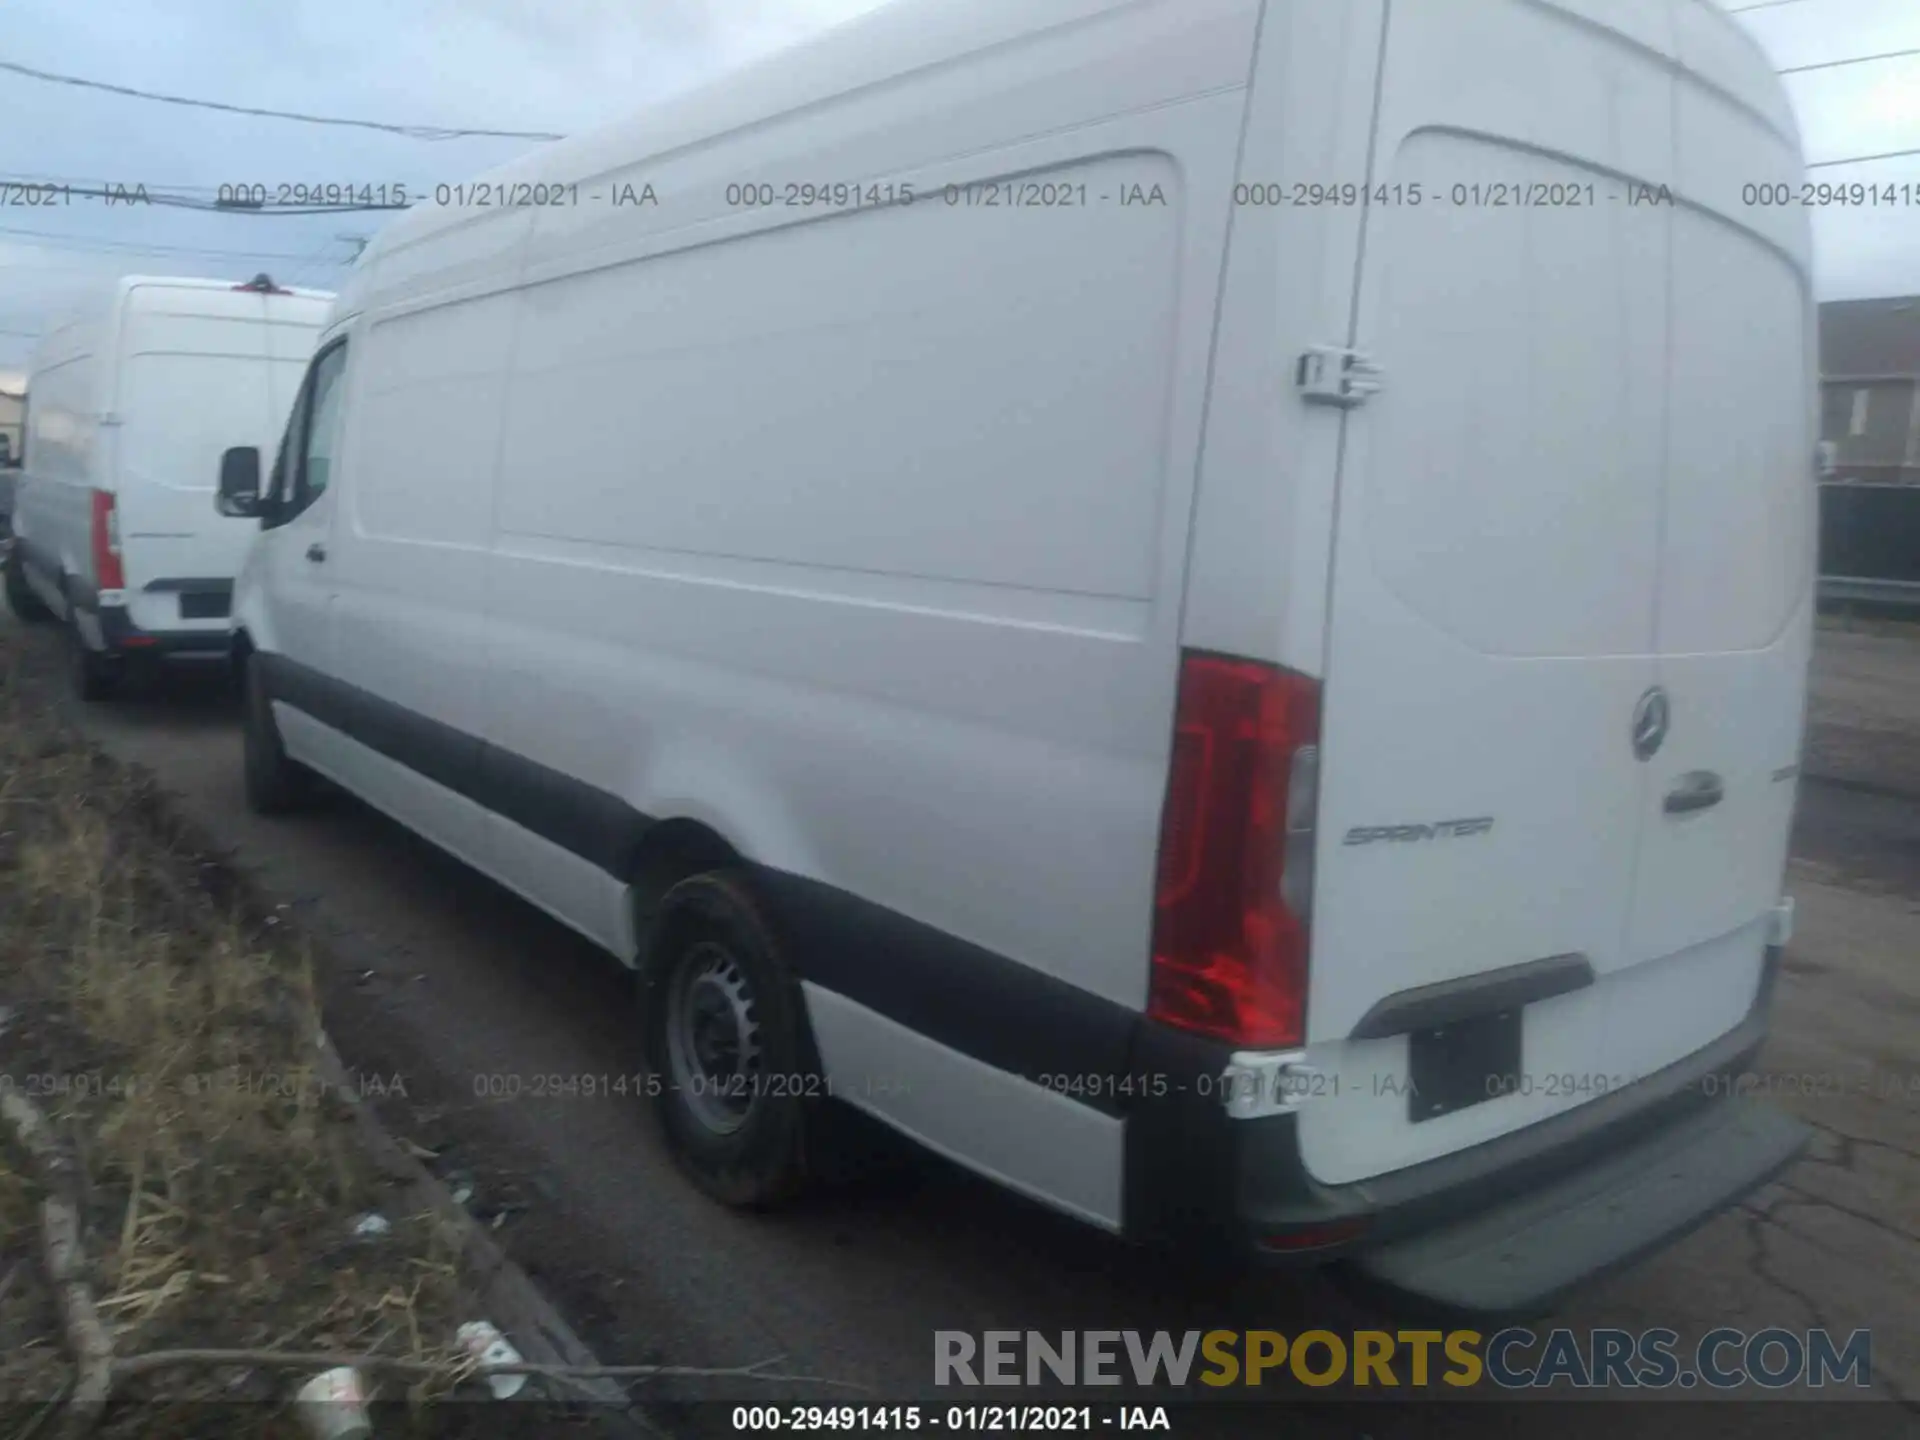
{"left": 1820, "top": 295, "right": 1920, "bottom": 486}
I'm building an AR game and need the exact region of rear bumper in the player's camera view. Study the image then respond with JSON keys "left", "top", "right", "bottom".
{"left": 1123, "top": 945, "right": 1806, "bottom": 1318}
{"left": 13, "top": 535, "right": 233, "bottom": 657}
{"left": 1337, "top": 1091, "right": 1806, "bottom": 1321}
{"left": 74, "top": 593, "right": 232, "bottom": 659}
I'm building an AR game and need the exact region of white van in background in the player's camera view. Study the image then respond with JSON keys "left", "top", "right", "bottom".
{"left": 222, "top": 0, "right": 1817, "bottom": 1318}
{"left": 5, "top": 275, "right": 331, "bottom": 698}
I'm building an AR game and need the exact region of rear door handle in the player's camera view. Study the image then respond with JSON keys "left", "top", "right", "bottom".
{"left": 305, "top": 542, "right": 327, "bottom": 563}
{"left": 1664, "top": 770, "right": 1724, "bottom": 815}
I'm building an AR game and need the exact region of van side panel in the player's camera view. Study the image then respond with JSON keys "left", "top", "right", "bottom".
{"left": 450, "top": 0, "right": 1262, "bottom": 1218}
{"left": 500, "top": 154, "right": 1178, "bottom": 600}
{"left": 484, "top": 0, "right": 1257, "bottom": 1002}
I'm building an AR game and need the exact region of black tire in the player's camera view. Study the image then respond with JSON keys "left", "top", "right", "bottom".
{"left": 241, "top": 654, "right": 316, "bottom": 814}
{"left": 641, "top": 870, "right": 820, "bottom": 1209}
{"left": 4, "top": 548, "right": 53, "bottom": 622}
{"left": 67, "top": 619, "right": 122, "bottom": 702}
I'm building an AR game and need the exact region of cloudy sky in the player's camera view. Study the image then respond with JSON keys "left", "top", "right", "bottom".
{"left": 0, "top": 0, "right": 889, "bottom": 386}
{"left": 1, "top": 0, "right": 1917, "bottom": 387}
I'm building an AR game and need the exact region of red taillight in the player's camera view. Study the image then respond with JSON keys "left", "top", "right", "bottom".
{"left": 1258, "top": 1218, "right": 1370, "bottom": 1253}
{"left": 1148, "top": 652, "right": 1320, "bottom": 1049}
{"left": 90, "top": 489, "right": 125, "bottom": 591}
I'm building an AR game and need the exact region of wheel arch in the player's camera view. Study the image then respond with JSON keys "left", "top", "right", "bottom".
{"left": 627, "top": 817, "right": 745, "bottom": 967}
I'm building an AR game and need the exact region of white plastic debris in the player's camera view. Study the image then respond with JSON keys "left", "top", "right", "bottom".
{"left": 351, "top": 1212, "right": 390, "bottom": 1239}
{"left": 293, "top": 1366, "right": 373, "bottom": 1440}
{"left": 457, "top": 1319, "right": 529, "bottom": 1399}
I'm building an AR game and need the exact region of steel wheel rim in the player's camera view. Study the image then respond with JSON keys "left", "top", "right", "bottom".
{"left": 664, "top": 939, "right": 762, "bottom": 1136}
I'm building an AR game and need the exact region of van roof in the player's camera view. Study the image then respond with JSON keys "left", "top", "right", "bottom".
{"left": 344, "top": 0, "right": 1794, "bottom": 302}
{"left": 115, "top": 274, "right": 337, "bottom": 305}
{"left": 27, "top": 274, "right": 337, "bottom": 374}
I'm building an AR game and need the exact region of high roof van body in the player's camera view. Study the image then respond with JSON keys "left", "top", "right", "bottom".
{"left": 224, "top": 0, "right": 1815, "bottom": 1315}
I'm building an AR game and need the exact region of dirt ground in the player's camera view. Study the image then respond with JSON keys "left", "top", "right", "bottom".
{"left": 1, "top": 602, "right": 1915, "bottom": 1438}
{"left": 0, "top": 635, "right": 584, "bottom": 1436}
{"left": 1806, "top": 617, "right": 1920, "bottom": 802}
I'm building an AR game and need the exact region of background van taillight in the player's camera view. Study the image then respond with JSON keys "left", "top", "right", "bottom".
{"left": 90, "top": 489, "right": 125, "bottom": 591}
{"left": 1148, "top": 652, "right": 1320, "bottom": 1049}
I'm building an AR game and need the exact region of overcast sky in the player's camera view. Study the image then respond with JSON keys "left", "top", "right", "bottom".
{"left": 1, "top": 0, "right": 1918, "bottom": 387}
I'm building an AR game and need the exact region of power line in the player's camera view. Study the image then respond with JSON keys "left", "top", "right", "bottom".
{"left": 0, "top": 222, "right": 336, "bottom": 263}
{"left": 1778, "top": 46, "right": 1920, "bottom": 75}
{"left": 285, "top": 232, "right": 360, "bottom": 288}
{"left": 0, "top": 257, "right": 137, "bottom": 272}
{"left": 1805, "top": 145, "right": 1920, "bottom": 169}
{"left": 0, "top": 170, "right": 225, "bottom": 195}
{"left": 0, "top": 173, "right": 418, "bottom": 213}
{"left": 0, "top": 57, "right": 565, "bottom": 142}
{"left": 1726, "top": 0, "right": 1819, "bottom": 12}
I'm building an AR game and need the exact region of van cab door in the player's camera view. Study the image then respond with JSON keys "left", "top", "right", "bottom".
{"left": 255, "top": 338, "right": 348, "bottom": 680}
{"left": 1295, "top": 0, "right": 1809, "bottom": 1188}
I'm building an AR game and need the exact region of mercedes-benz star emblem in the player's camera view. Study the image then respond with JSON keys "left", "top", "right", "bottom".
{"left": 1632, "top": 685, "right": 1671, "bottom": 762}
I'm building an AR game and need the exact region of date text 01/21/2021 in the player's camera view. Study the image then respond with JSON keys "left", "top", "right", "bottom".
{"left": 466, "top": 1071, "right": 911, "bottom": 1102}
{"left": 730, "top": 1406, "right": 1172, "bottom": 1433}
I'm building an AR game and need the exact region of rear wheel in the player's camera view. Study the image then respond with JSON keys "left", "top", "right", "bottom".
{"left": 241, "top": 655, "right": 316, "bottom": 814}
{"left": 3, "top": 548, "right": 53, "bottom": 623}
{"left": 642, "top": 871, "right": 819, "bottom": 1208}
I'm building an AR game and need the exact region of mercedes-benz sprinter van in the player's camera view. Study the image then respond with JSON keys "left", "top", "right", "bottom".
{"left": 219, "top": 0, "right": 1816, "bottom": 1318}
{"left": 6, "top": 275, "right": 331, "bottom": 697}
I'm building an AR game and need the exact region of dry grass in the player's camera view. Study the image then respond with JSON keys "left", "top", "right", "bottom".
{"left": 0, "top": 637, "right": 499, "bottom": 1436}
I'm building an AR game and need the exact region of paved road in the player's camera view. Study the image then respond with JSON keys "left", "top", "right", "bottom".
{"left": 3, "top": 608, "right": 1916, "bottom": 1435}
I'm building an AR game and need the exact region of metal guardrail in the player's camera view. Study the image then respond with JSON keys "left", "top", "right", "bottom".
{"left": 1819, "top": 575, "right": 1920, "bottom": 611}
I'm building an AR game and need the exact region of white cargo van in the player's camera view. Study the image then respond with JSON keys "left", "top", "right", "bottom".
{"left": 6, "top": 275, "right": 331, "bottom": 698}
{"left": 221, "top": 0, "right": 1817, "bottom": 1316}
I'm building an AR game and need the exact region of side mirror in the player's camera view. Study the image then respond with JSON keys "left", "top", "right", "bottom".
{"left": 216, "top": 446, "right": 264, "bottom": 518}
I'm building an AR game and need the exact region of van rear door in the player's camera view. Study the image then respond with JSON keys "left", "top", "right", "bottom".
{"left": 1297, "top": 0, "right": 1811, "bottom": 1187}
{"left": 113, "top": 289, "right": 315, "bottom": 601}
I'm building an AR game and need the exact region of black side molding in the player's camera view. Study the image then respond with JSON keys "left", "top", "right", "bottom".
{"left": 253, "top": 649, "right": 1141, "bottom": 1109}
{"left": 1349, "top": 952, "right": 1595, "bottom": 1041}
{"left": 254, "top": 650, "right": 653, "bottom": 878}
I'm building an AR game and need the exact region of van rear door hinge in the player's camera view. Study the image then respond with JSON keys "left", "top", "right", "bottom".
{"left": 1296, "top": 346, "right": 1382, "bottom": 408}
